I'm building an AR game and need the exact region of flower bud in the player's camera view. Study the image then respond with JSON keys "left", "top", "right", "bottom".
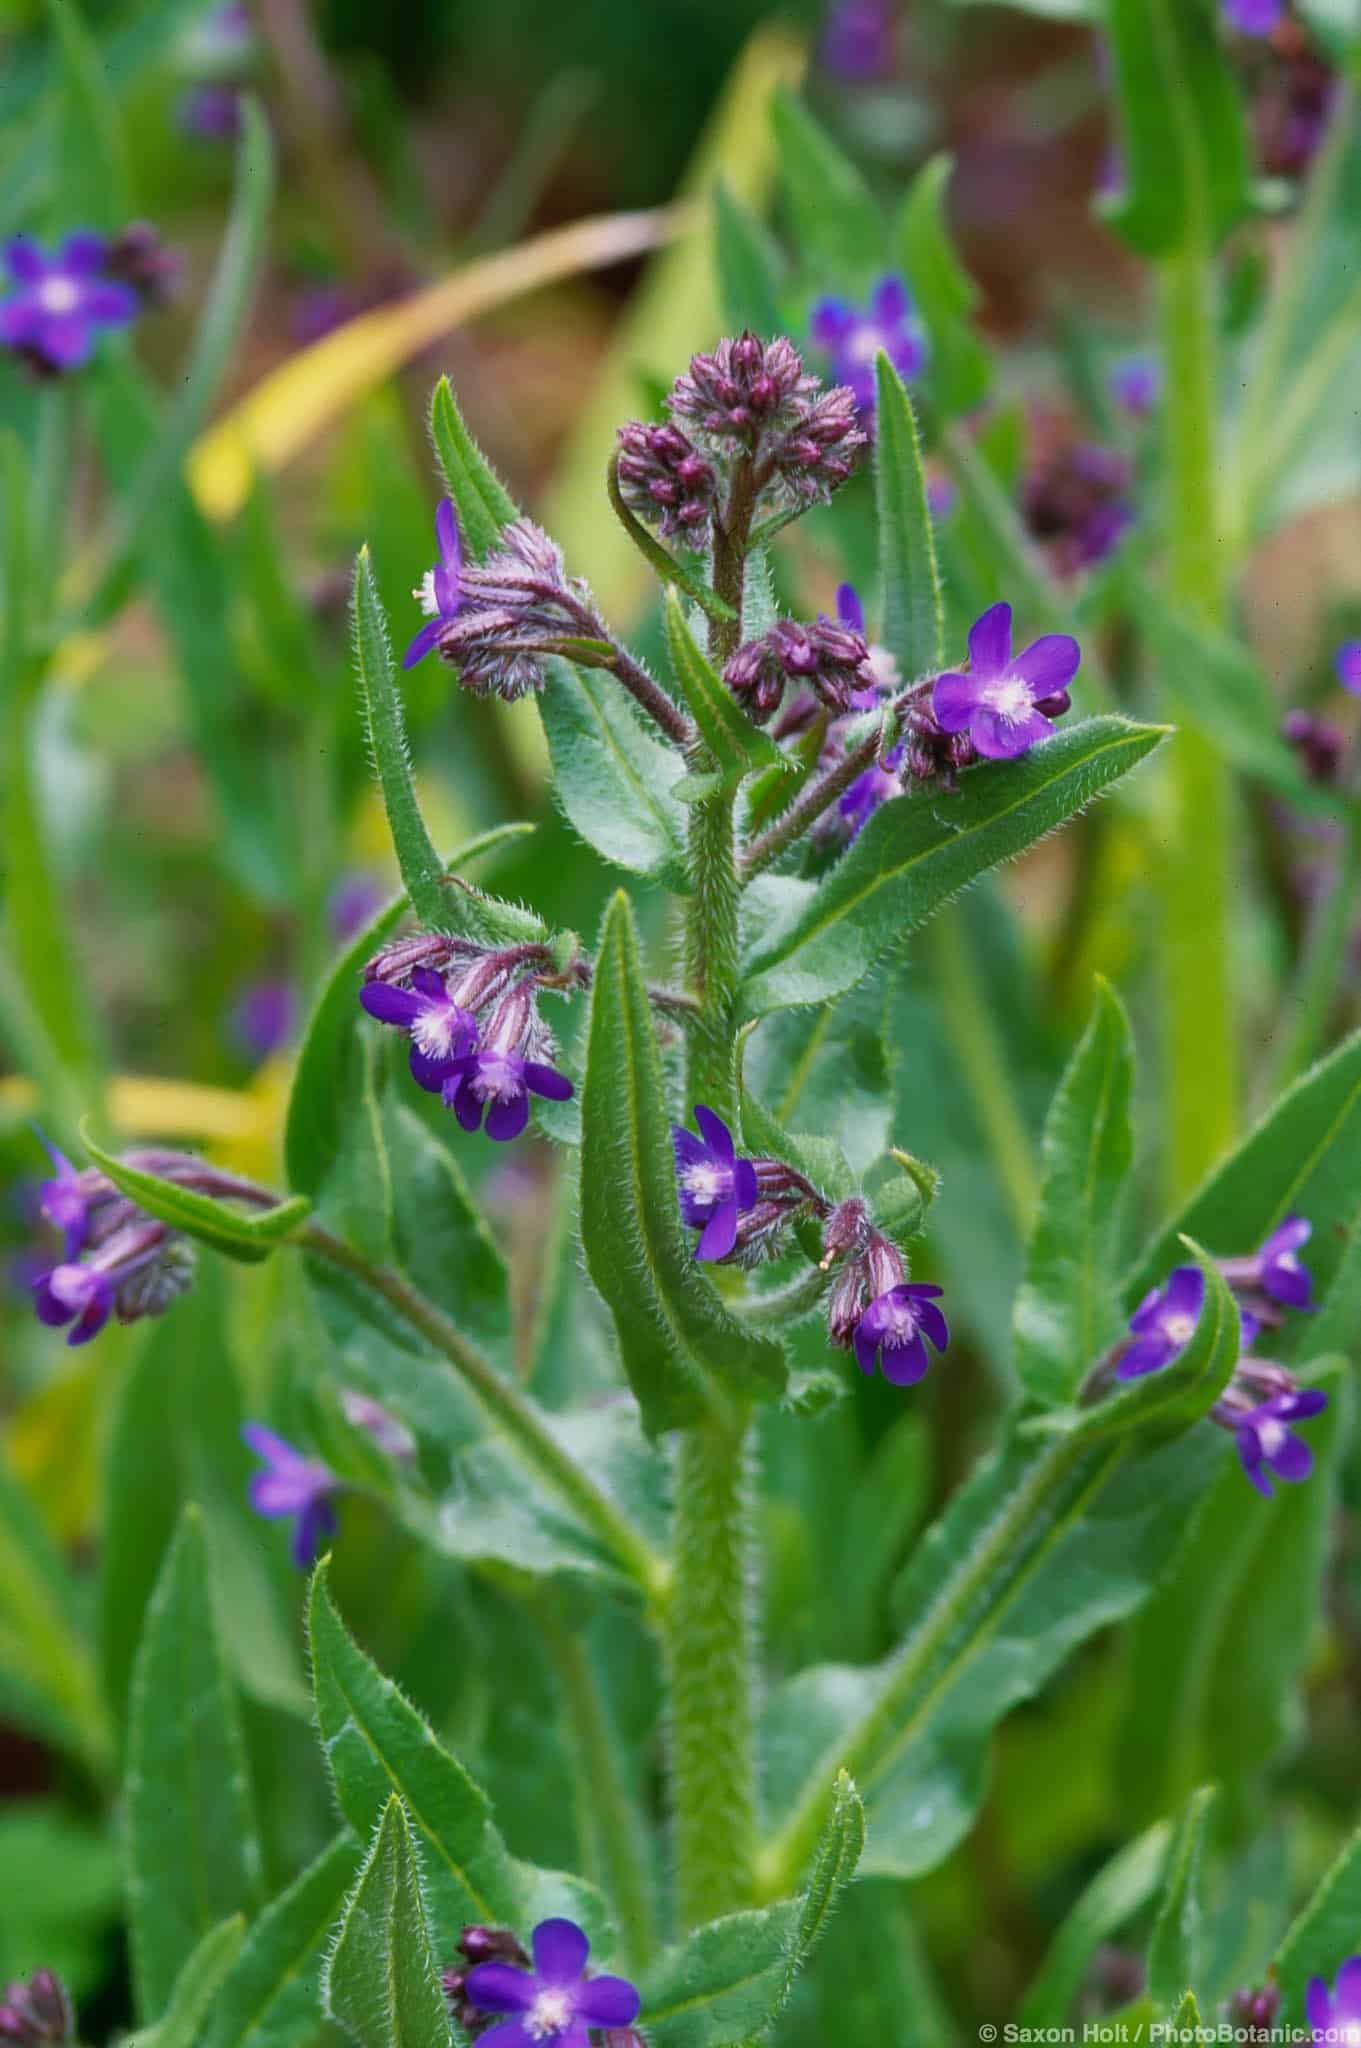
{"left": 616, "top": 420, "right": 718, "bottom": 540}
{"left": 821, "top": 1197, "right": 871, "bottom": 1266}
{"left": 1228, "top": 1980, "right": 1279, "bottom": 2038}
{"left": 0, "top": 1974, "right": 73, "bottom": 2048}
{"left": 458, "top": 1925, "right": 530, "bottom": 1967}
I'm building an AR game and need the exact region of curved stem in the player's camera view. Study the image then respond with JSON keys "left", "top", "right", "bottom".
{"left": 740, "top": 722, "right": 885, "bottom": 882}
{"left": 297, "top": 1221, "right": 669, "bottom": 1604}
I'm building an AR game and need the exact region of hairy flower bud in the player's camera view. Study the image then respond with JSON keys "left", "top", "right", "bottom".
{"left": 0, "top": 1974, "right": 74, "bottom": 2048}
{"left": 435, "top": 520, "right": 598, "bottom": 700}
{"left": 724, "top": 618, "right": 876, "bottom": 724}
{"left": 1228, "top": 1980, "right": 1279, "bottom": 2038}
{"left": 616, "top": 420, "right": 718, "bottom": 540}
{"left": 664, "top": 332, "right": 866, "bottom": 515}
{"left": 458, "top": 1926, "right": 531, "bottom": 1967}
{"left": 821, "top": 1196, "right": 871, "bottom": 1266}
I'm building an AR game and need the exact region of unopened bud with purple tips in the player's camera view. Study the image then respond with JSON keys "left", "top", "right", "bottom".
{"left": 459, "top": 1926, "right": 531, "bottom": 1968}
{"left": 616, "top": 420, "right": 718, "bottom": 540}
{"left": 0, "top": 1973, "right": 73, "bottom": 2048}
{"left": 1228, "top": 1979, "right": 1280, "bottom": 2037}
{"left": 724, "top": 617, "right": 876, "bottom": 724}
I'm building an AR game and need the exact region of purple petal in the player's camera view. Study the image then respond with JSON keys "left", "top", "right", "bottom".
{"left": 409, "top": 967, "right": 447, "bottom": 1001}
{"left": 1307, "top": 1980, "right": 1334, "bottom": 2036}
{"left": 359, "top": 981, "right": 423, "bottom": 1026}
{"left": 1163, "top": 1265, "right": 1205, "bottom": 1321}
{"left": 1336, "top": 641, "right": 1361, "bottom": 695}
{"left": 1264, "top": 1214, "right": 1311, "bottom": 1256}
{"left": 402, "top": 616, "right": 446, "bottom": 669}
{"left": 485, "top": 1091, "right": 531, "bottom": 1142}
{"left": 59, "top": 231, "right": 109, "bottom": 274}
{"left": 673, "top": 1126, "right": 708, "bottom": 1169}
{"left": 4, "top": 237, "right": 46, "bottom": 283}
{"left": 871, "top": 274, "right": 911, "bottom": 326}
{"left": 449, "top": 1075, "right": 485, "bottom": 1132}
{"left": 1283, "top": 1387, "right": 1329, "bottom": 1420}
{"left": 531, "top": 1918, "right": 590, "bottom": 1985}
{"left": 241, "top": 1422, "right": 306, "bottom": 1471}
{"left": 880, "top": 1333, "right": 930, "bottom": 1385}
{"left": 890, "top": 330, "right": 927, "bottom": 381}
{"left": 291, "top": 1496, "right": 338, "bottom": 1568}
{"left": 1116, "top": 1337, "right": 1172, "bottom": 1381}
{"left": 1012, "top": 633, "right": 1081, "bottom": 696}
{"left": 1334, "top": 1957, "right": 1361, "bottom": 2020}
{"left": 970, "top": 703, "right": 1052, "bottom": 760}
{"left": 693, "top": 1104, "right": 734, "bottom": 1158}
{"left": 917, "top": 1300, "right": 949, "bottom": 1352}
{"left": 1240, "top": 1452, "right": 1274, "bottom": 1498}
{"left": 465, "top": 1962, "right": 538, "bottom": 2015}
{"left": 433, "top": 563, "right": 460, "bottom": 615}
{"left": 930, "top": 670, "right": 978, "bottom": 734}
{"left": 810, "top": 296, "right": 855, "bottom": 347}
{"left": 1266, "top": 1432, "right": 1313, "bottom": 1485}
{"left": 409, "top": 1043, "right": 458, "bottom": 1092}
{"left": 248, "top": 1470, "right": 312, "bottom": 1518}
{"left": 1128, "top": 1283, "right": 1167, "bottom": 1335}
{"left": 0, "top": 300, "right": 39, "bottom": 346}
{"left": 853, "top": 1321, "right": 879, "bottom": 1376}
{"left": 575, "top": 1976, "right": 641, "bottom": 2027}
{"left": 435, "top": 497, "right": 463, "bottom": 572}
{"left": 32, "top": 1275, "right": 70, "bottom": 1326}
{"left": 81, "top": 280, "right": 139, "bottom": 325}
{"left": 34, "top": 315, "right": 93, "bottom": 368}
{"left": 836, "top": 583, "right": 864, "bottom": 633}
{"left": 469, "top": 2024, "right": 533, "bottom": 2048}
{"left": 523, "top": 1061, "right": 574, "bottom": 1102}
{"left": 734, "top": 1157, "right": 759, "bottom": 1210}
{"left": 696, "top": 1197, "right": 739, "bottom": 1263}
{"left": 967, "top": 602, "right": 1012, "bottom": 681}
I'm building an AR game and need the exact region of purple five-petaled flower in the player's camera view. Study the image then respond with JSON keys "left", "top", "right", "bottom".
{"left": 242, "top": 1425, "right": 341, "bottom": 1568}
{"left": 404, "top": 498, "right": 465, "bottom": 669}
{"left": 1335, "top": 641, "right": 1361, "bottom": 696}
{"left": 32, "top": 1264, "right": 114, "bottom": 1347}
{"left": 932, "top": 602, "right": 1080, "bottom": 761}
{"left": 1231, "top": 1388, "right": 1329, "bottom": 1498}
{"left": 1257, "top": 1214, "right": 1315, "bottom": 1309}
{"left": 0, "top": 235, "right": 139, "bottom": 372}
{"left": 441, "top": 1041, "right": 573, "bottom": 1143}
{"left": 1117, "top": 1264, "right": 1204, "bottom": 1380}
{"left": 810, "top": 276, "right": 927, "bottom": 416}
{"left": 1223, "top": 0, "right": 1284, "bottom": 32}
{"left": 671, "top": 1105, "right": 759, "bottom": 1262}
{"left": 360, "top": 966, "right": 478, "bottom": 1091}
{"left": 1308, "top": 1957, "right": 1361, "bottom": 2043}
{"left": 463, "top": 1917, "right": 639, "bottom": 2048}
{"left": 853, "top": 1282, "right": 949, "bottom": 1386}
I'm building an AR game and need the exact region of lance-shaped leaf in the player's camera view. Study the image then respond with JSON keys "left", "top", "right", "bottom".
{"left": 1147, "top": 1786, "right": 1218, "bottom": 2015}
{"left": 135, "top": 1919, "right": 246, "bottom": 2048}
{"left": 640, "top": 1772, "right": 865, "bottom": 2048}
{"left": 45, "top": 0, "right": 131, "bottom": 229}
{"left": 78, "top": 1123, "right": 308, "bottom": 1265}
{"left": 1102, "top": 0, "right": 1251, "bottom": 256}
{"left": 323, "top": 1800, "right": 450, "bottom": 2048}
{"left": 770, "top": 86, "right": 883, "bottom": 281}
{"left": 1013, "top": 981, "right": 1135, "bottom": 1408}
{"left": 663, "top": 590, "right": 785, "bottom": 782}
{"left": 875, "top": 353, "right": 943, "bottom": 684}
{"left": 307, "top": 1565, "right": 607, "bottom": 1940}
{"left": 1274, "top": 1806, "right": 1361, "bottom": 2022}
{"left": 739, "top": 718, "right": 1166, "bottom": 1017}
{"left": 429, "top": 375, "right": 520, "bottom": 561}
{"left": 199, "top": 1835, "right": 362, "bottom": 2048}
{"left": 1017, "top": 1822, "right": 1173, "bottom": 2029}
{"left": 580, "top": 892, "right": 787, "bottom": 1433}
{"left": 895, "top": 154, "right": 991, "bottom": 420}
{"left": 126, "top": 1507, "right": 261, "bottom": 2020}
{"left": 540, "top": 660, "right": 690, "bottom": 889}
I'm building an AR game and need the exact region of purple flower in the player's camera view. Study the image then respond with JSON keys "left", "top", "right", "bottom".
{"left": 230, "top": 979, "right": 298, "bottom": 1061}
{"left": 1224, "top": 0, "right": 1284, "bottom": 31}
{"left": 725, "top": 615, "right": 877, "bottom": 723}
{"left": 932, "top": 602, "right": 1080, "bottom": 761}
{"left": 840, "top": 746, "right": 904, "bottom": 838}
{"left": 667, "top": 332, "right": 866, "bottom": 510}
{"left": 329, "top": 871, "right": 386, "bottom": 943}
{"left": 1117, "top": 1264, "right": 1205, "bottom": 1380}
{"left": 1230, "top": 1388, "right": 1329, "bottom": 1498}
{"left": 1257, "top": 1214, "right": 1315, "bottom": 1309}
{"left": 1022, "top": 442, "right": 1134, "bottom": 575}
{"left": 1308, "top": 1957, "right": 1361, "bottom": 2043}
{"left": 405, "top": 498, "right": 465, "bottom": 668}
{"left": 242, "top": 1424, "right": 341, "bottom": 1568}
{"left": 35, "top": 1137, "right": 91, "bottom": 1259}
{"left": 853, "top": 1281, "right": 949, "bottom": 1386}
{"left": 1336, "top": 641, "right": 1361, "bottom": 695}
{"left": 0, "top": 1971, "right": 74, "bottom": 2048}
{"left": 464, "top": 1917, "right": 639, "bottom": 2048}
{"left": 672, "top": 1105, "right": 760, "bottom": 1262}
{"left": 340, "top": 1390, "right": 415, "bottom": 1461}
{"left": 32, "top": 1262, "right": 114, "bottom": 1346}
{"left": 810, "top": 276, "right": 928, "bottom": 415}
{"left": 820, "top": 0, "right": 896, "bottom": 82}
{"left": 178, "top": 83, "right": 243, "bottom": 141}
{"left": 836, "top": 584, "right": 900, "bottom": 701}
{"left": 1109, "top": 356, "right": 1161, "bottom": 419}
{"left": 926, "top": 474, "right": 956, "bottom": 521}
{"left": 441, "top": 986, "right": 572, "bottom": 1142}
{"left": 360, "top": 965, "right": 478, "bottom": 1091}
{"left": 0, "top": 234, "right": 139, "bottom": 373}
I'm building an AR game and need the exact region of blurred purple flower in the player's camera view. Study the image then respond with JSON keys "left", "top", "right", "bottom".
{"left": 810, "top": 275, "right": 928, "bottom": 415}
{"left": 932, "top": 602, "right": 1080, "bottom": 760}
{"left": 1257, "top": 1214, "right": 1315, "bottom": 1309}
{"left": 926, "top": 474, "right": 956, "bottom": 521}
{"left": 330, "top": 871, "right": 386, "bottom": 943}
{"left": 672, "top": 1105, "right": 759, "bottom": 1262}
{"left": 1308, "top": 1957, "right": 1361, "bottom": 2042}
{"left": 1023, "top": 441, "right": 1134, "bottom": 575}
{"left": 36, "top": 1136, "right": 92, "bottom": 1259}
{"left": 1229, "top": 1387, "right": 1328, "bottom": 1497}
{"left": 341, "top": 1390, "right": 416, "bottom": 1461}
{"left": 1109, "top": 356, "right": 1161, "bottom": 419}
{"left": 1117, "top": 1264, "right": 1204, "bottom": 1380}
{"left": 0, "top": 234, "right": 139, "bottom": 372}
{"left": 231, "top": 979, "right": 298, "bottom": 1061}
{"left": 242, "top": 1424, "right": 341, "bottom": 1567}
{"left": 853, "top": 1281, "right": 949, "bottom": 1386}
{"left": 360, "top": 966, "right": 478, "bottom": 1091}
{"left": 820, "top": 0, "right": 895, "bottom": 81}
{"left": 405, "top": 497, "right": 465, "bottom": 668}
{"left": 1336, "top": 641, "right": 1361, "bottom": 695}
{"left": 463, "top": 1917, "right": 639, "bottom": 2046}
{"left": 1225, "top": 0, "right": 1284, "bottom": 32}
{"left": 179, "top": 82, "right": 244, "bottom": 141}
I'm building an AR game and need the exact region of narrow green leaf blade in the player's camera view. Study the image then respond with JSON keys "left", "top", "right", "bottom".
{"left": 1013, "top": 979, "right": 1135, "bottom": 1407}
{"left": 1102, "top": 0, "right": 1252, "bottom": 256}
{"left": 323, "top": 1801, "right": 450, "bottom": 2048}
{"left": 201, "top": 1835, "right": 362, "bottom": 2048}
{"left": 875, "top": 352, "right": 944, "bottom": 681}
{"left": 770, "top": 87, "right": 883, "bottom": 280}
{"left": 896, "top": 154, "right": 991, "bottom": 420}
{"left": 126, "top": 1507, "right": 260, "bottom": 2020}
{"left": 44, "top": 0, "right": 131, "bottom": 230}
{"left": 79, "top": 1123, "right": 308, "bottom": 1262}
{"left": 663, "top": 590, "right": 784, "bottom": 780}
{"left": 580, "top": 892, "right": 787, "bottom": 1432}
{"left": 1147, "top": 1786, "right": 1217, "bottom": 2015}
{"left": 1017, "top": 1822, "right": 1173, "bottom": 2029}
{"left": 135, "top": 1919, "right": 246, "bottom": 2048}
{"left": 1275, "top": 1808, "right": 1361, "bottom": 2022}
{"left": 740, "top": 719, "right": 1166, "bottom": 1017}
{"left": 429, "top": 376, "right": 520, "bottom": 560}
{"left": 351, "top": 548, "right": 447, "bottom": 931}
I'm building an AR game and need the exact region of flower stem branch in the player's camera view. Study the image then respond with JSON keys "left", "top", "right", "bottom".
{"left": 296, "top": 1220, "right": 670, "bottom": 1603}
{"left": 739, "top": 721, "right": 889, "bottom": 882}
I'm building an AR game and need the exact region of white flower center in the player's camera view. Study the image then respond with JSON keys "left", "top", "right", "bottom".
{"left": 524, "top": 1989, "right": 573, "bottom": 2040}
{"left": 414, "top": 569, "right": 439, "bottom": 616}
{"left": 473, "top": 1052, "right": 521, "bottom": 1103}
{"left": 847, "top": 321, "right": 886, "bottom": 365}
{"left": 37, "top": 276, "right": 80, "bottom": 316}
{"left": 1257, "top": 1419, "right": 1288, "bottom": 1458}
{"left": 981, "top": 671, "right": 1033, "bottom": 722}
{"left": 866, "top": 643, "right": 901, "bottom": 693}
{"left": 882, "top": 1300, "right": 919, "bottom": 1344}
{"left": 1276, "top": 1251, "right": 1300, "bottom": 1273}
{"left": 683, "top": 1161, "right": 729, "bottom": 1205}
{"left": 411, "top": 1003, "right": 459, "bottom": 1057}
{"left": 1163, "top": 1313, "right": 1197, "bottom": 1346}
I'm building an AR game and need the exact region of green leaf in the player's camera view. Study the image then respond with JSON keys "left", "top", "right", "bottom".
{"left": 663, "top": 590, "right": 785, "bottom": 782}
{"left": 323, "top": 1800, "right": 450, "bottom": 2048}
{"left": 1017, "top": 1822, "right": 1173, "bottom": 2028}
{"left": 97, "top": 1315, "right": 183, "bottom": 1744}
{"left": 739, "top": 718, "right": 1167, "bottom": 1017}
{"left": 895, "top": 155, "right": 992, "bottom": 419}
{"left": 580, "top": 892, "right": 787, "bottom": 1433}
{"left": 126, "top": 1507, "right": 260, "bottom": 2021}
{"left": 641, "top": 1772, "right": 864, "bottom": 2048}
{"left": 307, "top": 1564, "right": 606, "bottom": 1940}
{"left": 201, "top": 1836, "right": 361, "bottom": 2048}
{"left": 874, "top": 354, "right": 944, "bottom": 682}
{"left": 429, "top": 375, "right": 520, "bottom": 561}
{"left": 134, "top": 1919, "right": 246, "bottom": 2048}
{"left": 1274, "top": 1808, "right": 1361, "bottom": 2022}
{"left": 1147, "top": 1786, "right": 1217, "bottom": 2015}
{"left": 770, "top": 87, "right": 884, "bottom": 281}
{"left": 714, "top": 178, "right": 786, "bottom": 335}
{"left": 540, "top": 660, "right": 689, "bottom": 888}
{"left": 1101, "top": 0, "right": 1252, "bottom": 256}
{"left": 78, "top": 1122, "right": 308, "bottom": 1263}
{"left": 736, "top": 1034, "right": 856, "bottom": 1206}
{"left": 1013, "top": 980, "right": 1135, "bottom": 1408}
{"left": 44, "top": 0, "right": 131, "bottom": 230}
{"left": 283, "top": 823, "right": 536, "bottom": 1197}
{"left": 0, "top": 1444, "right": 110, "bottom": 1776}
{"left": 1116, "top": 1362, "right": 1351, "bottom": 1828}
{"left": 351, "top": 549, "right": 449, "bottom": 932}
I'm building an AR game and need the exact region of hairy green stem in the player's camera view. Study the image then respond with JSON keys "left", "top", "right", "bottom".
{"left": 1158, "top": 243, "right": 1236, "bottom": 1199}
{"left": 297, "top": 1221, "right": 669, "bottom": 1603}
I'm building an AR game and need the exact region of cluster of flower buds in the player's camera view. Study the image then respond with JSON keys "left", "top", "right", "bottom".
{"left": 1282, "top": 706, "right": 1346, "bottom": 785}
{"left": 442, "top": 1917, "right": 640, "bottom": 2044}
{"left": 822, "top": 1199, "right": 950, "bottom": 1386}
{"left": 615, "top": 419, "right": 718, "bottom": 541}
{"left": 1021, "top": 439, "right": 1134, "bottom": 579}
{"left": 1227, "top": 1978, "right": 1280, "bottom": 2040}
{"left": 360, "top": 932, "right": 574, "bottom": 1142}
{"left": 1112, "top": 1217, "right": 1327, "bottom": 1496}
{"left": 102, "top": 221, "right": 183, "bottom": 306}
{"left": 724, "top": 615, "right": 878, "bottom": 724}
{"left": 442, "top": 1925, "right": 531, "bottom": 2037}
{"left": 671, "top": 1106, "right": 826, "bottom": 1266}
{"left": 27, "top": 1140, "right": 208, "bottom": 1345}
{"left": 0, "top": 1973, "right": 73, "bottom": 2048}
